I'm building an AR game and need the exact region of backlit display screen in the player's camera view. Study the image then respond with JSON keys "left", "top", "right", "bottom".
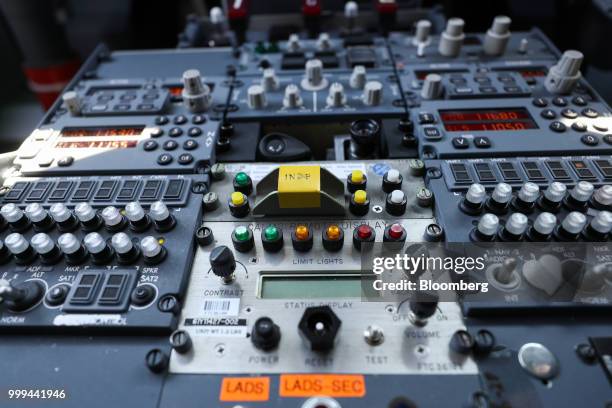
{"left": 439, "top": 108, "right": 539, "bottom": 132}
{"left": 55, "top": 141, "right": 138, "bottom": 149}
{"left": 60, "top": 127, "right": 144, "bottom": 137}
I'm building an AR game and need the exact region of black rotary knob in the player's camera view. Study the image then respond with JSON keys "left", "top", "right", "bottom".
{"left": 348, "top": 119, "right": 380, "bottom": 159}
{"left": 209, "top": 246, "right": 236, "bottom": 283}
{"left": 409, "top": 291, "right": 439, "bottom": 326}
{"left": 251, "top": 317, "right": 281, "bottom": 351}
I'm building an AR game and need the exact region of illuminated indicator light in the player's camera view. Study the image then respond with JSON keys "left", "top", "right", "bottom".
{"left": 357, "top": 225, "right": 372, "bottom": 239}
{"left": 388, "top": 224, "right": 405, "bottom": 239}
{"left": 264, "top": 226, "right": 280, "bottom": 241}
{"left": 295, "top": 225, "right": 310, "bottom": 240}
{"left": 234, "top": 226, "right": 250, "bottom": 241}
{"left": 231, "top": 192, "right": 245, "bottom": 206}
{"left": 326, "top": 225, "right": 341, "bottom": 240}
{"left": 350, "top": 170, "right": 364, "bottom": 183}
{"left": 235, "top": 172, "right": 250, "bottom": 186}
{"left": 353, "top": 189, "right": 367, "bottom": 204}
{"left": 158, "top": 238, "right": 165, "bottom": 245}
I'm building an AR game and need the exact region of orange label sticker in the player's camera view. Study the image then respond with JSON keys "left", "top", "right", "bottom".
{"left": 279, "top": 374, "right": 366, "bottom": 398}
{"left": 219, "top": 377, "right": 270, "bottom": 402}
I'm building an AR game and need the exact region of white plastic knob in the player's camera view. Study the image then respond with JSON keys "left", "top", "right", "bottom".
{"left": 75, "top": 203, "right": 97, "bottom": 223}
{"left": 533, "top": 212, "right": 557, "bottom": 235}
{"left": 62, "top": 91, "right": 82, "bottom": 116}
{"left": 518, "top": 182, "right": 540, "bottom": 203}
{"left": 149, "top": 201, "right": 170, "bottom": 222}
{"left": 544, "top": 182, "right": 567, "bottom": 203}
{"left": 326, "top": 82, "right": 346, "bottom": 107}
{"left": 386, "top": 169, "right": 401, "bottom": 183}
{"left": 101, "top": 206, "right": 123, "bottom": 227}
{"left": 49, "top": 203, "right": 72, "bottom": 223}
{"left": 1, "top": 204, "right": 24, "bottom": 223}
{"left": 261, "top": 68, "right": 279, "bottom": 92}
{"left": 363, "top": 81, "right": 383, "bottom": 106}
{"left": 141, "top": 236, "right": 162, "bottom": 258}
{"left": 5, "top": 233, "right": 29, "bottom": 255}
{"left": 84, "top": 232, "right": 106, "bottom": 254}
{"left": 413, "top": 20, "right": 432, "bottom": 45}
{"left": 420, "top": 74, "right": 443, "bottom": 100}
{"left": 483, "top": 15, "right": 511, "bottom": 56}
{"left": 58, "top": 233, "right": 81, "bottom": 255}
{"left": 439, "top": 18, "right": 465, "bottom": 57}
{"left": 247, "top": 85, "right": 267, "bottom": 109}
{"left": 570, "top": 181, "right": 594, "bottom": 202}
{"left": 505, "top": 213, "right": 528, "bottom": 235}
{"left": 317, "top": 33, "right": 331, "bottom": 51}
{"left": 491, "top": 183, "right": 513, "bottom": 204}
{"left": 389, "top": 190, "right": 405, "bottom": 204}
{"left": 590, "top": 211, "right": 612, "bottom": 235}
{"left": 25, "top": 203, "right": 48, "bottom": 223}
{"left": 31, "top": 233, "right": 55, "bottom": 255}
{"left": 477, "top": 213, "right": 499, "bottom": 236}
{"left": 350, "top": 65, "right": 367, "bottom": 89}
{"left": 466, "top": 183, "right": 486, "bottom": 205}
{"left": 125, "top": 202, "right": 146, "bottom": 223}
{"left": 545, "top": 50, "right": 584, "bottom": 94}
{"left": 561, "top": 212, "right": 587, "bottom": 234}
{"left": 283, "top": 84, "right": 303, "bottom": 109}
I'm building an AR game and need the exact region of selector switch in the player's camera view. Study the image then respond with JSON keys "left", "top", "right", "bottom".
{"left": 283, "top": 84, "right": 303, "bottom": 109}
{"left": 350, "top": 65, "right": 367, "bottom": 89}
{"left": 483, "top": 15, "right": 511, "bottom": 56}
{"left": 141, "top": 236, "right": 166, "bottom": 264}
{"left": 228, "top": 192, "right": 250, "bottom": 218}
{"left": 438, "top": 17, "right": 465, "bottom": 57}
{"left": 409, "top": 291, "right": 439, "bottom": 326}
{"left": 460, "top": 183, "right": 486, "bottom": 215}
{"left": 84, "top": 232, "right": 113, "bottom": 264}
{"left": 538, "top": 182, "right": 567, "bottom": 212}
{"left": 527, "top": 212, "right": 557, "bottom": 241}
{"left": 301, "top": 59, "right": 328, "bottom": 91}
{"left": 182, "top": 69, "right": 212, "bottom": 113}
{"left": 1, "top": 204, "right": 30, "bottom": 232}
{"left": 512, "top": 182, "right": 540, "bottom": 213}
{"left": 150, "top": 201, "right": 176, "bottom": 232}
{"left": 363, "top": 81, "right": 383, "bottom": 106}
{"left": 555, "top": 211, "right": 587, "bottom": 241}
{"left": 565, "top": 181, "right": 594, "bottom": 211}
{"left": 349, "top": 190, "right": 370, "bottom": 216}
{"left": 583, "top": 210, "right": 612, "bottom": 241}
{"left": 49, "top": 203, "right": 79, "bottom": 232}
{"left": 386, "top": 190, "right": 407, "bottom": 216}
{"left": 247, "top": 85, "right": 267, "bottom": 109}
{"left": 30, "top": 233, "right": 62, "bottom": 264}
{"left": 486, "top": 183, "right": 513, "bottom": 214}
{"left": 125, "top": 202, "right": 151, "bottom": 232}
{"left": 287, "top": 33, "right": 301, "bottom": 52}
{"left": 25, "top": 203, "right": 54, "bottom": 232}
{"left": 382, "top": 169, "right": 403, "bottom": 193}
{"left": 420, "top": 74, "right": 443, "bottom": 100}
{"left": 58, "top": 233, "right": 88, "bottom": 265}
{"left": 75, "top": 203, "right": 102, "bottom": 231}
{"left": 591, "top": 185, "right": 612, "bottom": 211}
{"left": 101, "top": 206, "right": 127, "bottom": 232}
{"left": 62, "top": 91, "right": 82, "bottom": 116}
{"left": 499, "top": 213, "right": 529, "bottom": 241}
{"left": 209, "top": 245, "right": 236, "bottom": 284}
{"left": 111, "top": 232, "right": 140, "bottom": 264}
{"left": 5, "top": 233, "right": 36, "bottom": 264}
{"left": 545, "top": 50, "right": 584, "bottom": 94}
{"left": 261, "top": 68, "right": 279, "bottom": 92}
{"left": 471, "top": 213, "right": 499, "bottom": 241}
{"left": 326, "top": 82, "right": 346, "bottom": 107}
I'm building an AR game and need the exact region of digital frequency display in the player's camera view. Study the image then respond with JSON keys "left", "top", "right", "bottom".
{"left": 414, "top": 69, "right": 469, "bottom": 80}
{"left": 55, "top": 141, "right": 138, "bottom": 149}
{"left": 439, "top": 108, "right": 539, "bottom": 132}
{"left": 60, "top": 127, "right": 144, "bottom": 137}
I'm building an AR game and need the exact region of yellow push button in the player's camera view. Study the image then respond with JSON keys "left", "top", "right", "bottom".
{"left": 350, "top": 170, "right": 365, "bottom": 183}
{"left": 231, "top": 191, "right": 245, "bottom": 206}
{"left": 353, "top": 190, "right": 367, "bottom": 204}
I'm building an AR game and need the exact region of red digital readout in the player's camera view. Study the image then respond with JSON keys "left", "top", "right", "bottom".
{"left": 60, "top": 127, "right": 144, "bottom": 137}
{"left": 166, "top": 86, "right": 183, "bottom": 96}
{"left": 439, "top": 108, "right": 539, "bottom": 132}
{"left": 55, "top": 141, "right": 138, "bottom": 149}
{"left": 518, "top": 69, "right": 546, "bottom": 77}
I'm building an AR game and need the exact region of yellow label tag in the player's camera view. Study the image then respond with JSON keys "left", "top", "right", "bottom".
{"left": 277, "top": 166, "right": 321, "bottom": 209}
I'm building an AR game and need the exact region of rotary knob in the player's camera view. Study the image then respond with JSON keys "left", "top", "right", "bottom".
{"left": 363, "top": 81, "right": 383, "bottom": 106}
{"left": 30, "top": 233, "right": 62, "bottom": 264}
{"left": 539, "top": 182, "right": 567, "bottom": 212}
{"left": 528, "top": 212, "right": 557, "bottom": 241}
{"left": 62, "top": 91, "right": 82, "bottom": 116}
{"left": 49, "top": 203, "right": 79, "bottom": 232}
{"left": 287, "top": 33, "right": 301, "bottom": 52}
{"left": 413, "top": 19, "right": 431, "bottom": 45}
{"left": 566, "top": 181, "right": 594, "bottom": 211}
{"left": 409, "top": 291, "right": 439, "bottom": 326}
{"left": 486, "top": 183, "right": 513, "bottom": 214}
{"left": 584, "top": 211, "right": 612, "bottom": 241}
{"left": 111, "top": 232, "right": 140, "bottom": 264}
{"left": 438, "top": 17, "right": 465, "bottom": 57}
{"left": 420, "top": 74, "right": 443, "bottom": 100}
{"left": 350, "top": 65, "right": 367, "bottom": 89}
{"left": 472, "top": 213, "right": 499, "bottom": 241}
{"left": 247, "top": 84, "right": 267, "bottom": 109}
{"left": 25, "top": 203, "right": 54, "bottom": 232}
{"left": 591, "top": 185, "right": 612, "bottom": 211}
{"left": 261, "top": 68, "right": 279, "bottom": 92}
{"left": 141, "top": 236, "right": 167, "bottom": 264}
{"left": 5, "top": 233, "right": 36, "bottom": 264}
{"left": 317, "top": 32, "right": 331, "bottom": 51}
{"left": 150, "top": 201, "right": 176, "bottom": 232}
{"left": 182, "top": 69, "right": 212, "bottom": 112}
{"left": 251, "top": 317, "right": 281, "bottom": 351}
{"left": 283, "top": 84, "right": 303, "bottom": 109}
{"left": 326, "top": 82, "right": 346, "bottom": 107}
{"left": 499, "top": 213, "right": 529, "bottom": 241}
{"left": 101, "top": 206, "right": 127, "bottom": 232}
{"left": 125, "top": 202, "right": 151, "bottom": 232}
{"left": 1, "top": 203, "right": 30, "bottom": 232}
{"left": 513, "top": 182, "right": 540, "bottom": 212}
{"left": 461, "top": 183, "right": 487, "bottom": 214}
{"left": 556, "top": 211, "right": 587, "bottom": 241}
{"left": 58, "top": 233, "right": 88, "bottom": 265}
{"left": 74, "top": 203, "right": 102, "bottom": 231}
{"left": 483, "top": 15, "right": 511, "bottom": 56}
{"left": 545, "top": 50, "right": 584, "bottom": 94}
{"left": 209, "top": 245, "right": 236, "bottom": 284}
{"left": 301, "top": 59, "right": 327, "bottom": 90}
{"left": 84, "top": 232, "right": 114, "bottom": 264}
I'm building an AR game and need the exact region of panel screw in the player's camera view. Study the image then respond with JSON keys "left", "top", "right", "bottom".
{"left": 145, "top": 349, "right": 168, "bottom": 373}
{"left": 158, "top": 294, "right": 180, "bottom": 313}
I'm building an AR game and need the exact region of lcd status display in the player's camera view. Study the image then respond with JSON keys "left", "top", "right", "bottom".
{"left": 439, "top": 108, "right": 539, "bottom": 132}
{"left": 60, "top": 127, "right": 144, "bottom": 137}
{"left": 55, "top": 141, "right": 138, "bottom": 149}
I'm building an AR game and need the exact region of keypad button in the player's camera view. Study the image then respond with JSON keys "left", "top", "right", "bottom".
{"left": 58, "top": 156, "right": 74, "bottom": 167}
{"left": 581, "top": 134, "right": 599, "bottom": 146}
{"left": 150, "top": 127, "right": 164, "bottom": 138}
{"left": 178, "top": 153, "right": 194, "bottom": 165}
{"left": 188, "top": 127, "right": 202, "bottom": 137}
{"left": 572, "top": 96, "right": 588, "bottom": 106}
{"left": 155, "top": 116, "right": 169, "bottom": 125}
{"left": 169, "top": 127, "right": 183, "bottom": 137}
{"left": 163, "top": 140, "right": 178, "bottom": 151}
{"left": 183, "top": 140, "right": 199, "bottom": 150}
{"left": 603, "top": 134, "right": 612, "bottom": 145}
{"left": 143, "top": 140, "right": 158, "bottom": 151}
{"left": 552, "top": 97, "right": 567, "bottom": 107}
{"left": 561, "top": 108, "right": 578, "bottom": 119}
{"left": 418, "top": 113, "right": 435, "bottom": 124}
{"left": 173, "top": 115, "right": 188, "bottom": 125}
{"left": 571, "top": 122, "right": 587, "bottom": 132}
{"left": 540, "top": 109, "right": 556, "bottom": 119}
{"left": 192, "top": 115, "right": 206, "bottom": 124}
{"left": 422, "top": 127, "right": 441, "bottom": 140}
{"left": 157, "top": 154, "right": 173, "bottom": 165}
{"left": 549, "top": 121, "right": 566, "bottom": 132}
{"left": 532, "top": 97, "right": 548, "bottom": 107}
{"left": 582, "top": 108, "right": 599, "bottom": 118}
{"left": 452, "top": 137, "right": 469, "bottom": 149}
{"left": 474, "top": 137, "right": 491, "bottom": 148}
